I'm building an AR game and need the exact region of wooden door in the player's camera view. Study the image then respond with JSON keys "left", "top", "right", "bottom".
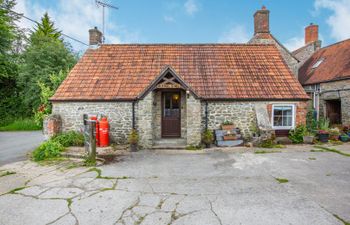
{"left": 326, "top": 100, "right": 341, "bottom": 125}
{"left": 162, "top": 92, "right": 181, "bottom": 137}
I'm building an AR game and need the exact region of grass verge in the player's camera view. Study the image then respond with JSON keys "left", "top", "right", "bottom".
{"left": 0, "top": 171, "right": 16, "bottom": 177}
{"left": 0, "top": 118, "right": 41, "bottom": 131}
{"left": 333, "top": 214, "right": 350, "bottom": 225}
{"left": 255, "top": 150, "right": 282, "bottom": 154}
{"left": 314, "top": 146, "right": 350, "bottom": 157}
{"left": 274, "top": 177, "right": 289, "bottom": 184}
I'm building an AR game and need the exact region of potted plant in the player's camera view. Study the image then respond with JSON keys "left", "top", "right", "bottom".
{"left": 128, "top": 129, "right": 139, "bottom": 152}
{"left": 329, "top": 128, "right": 340, "bottom": 141}
{"left": 318, "top": 130, "right": 329, "bottom": 143}
{"left": 202, "top": 129, "right": 213, "bottom": 148}
{"left": 221, "top": 120, "right": 234, "bottom": 131}
{"left": 342, "top": 125, "right": 350, "bottom": 137}
{"left": 339, "top": 133, "right": 349, "bottom": 142}
{"left": 317, "top": 118, "right": 330, "bottom": 143}
{"left": 303, "top": 131, "right": 315, "bottom": 144}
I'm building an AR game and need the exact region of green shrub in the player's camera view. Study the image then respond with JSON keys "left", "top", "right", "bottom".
{"left": 306, "top": 108, "right": 318, "bottom": 133}
{"left": 32, "top": 140, "right": 65, "bottom": 161}
{"left": 202, "top": 129, "right": 213, "bottom": 145}
{"left": 52, "top": 131, "right": 84, "bottom": 147}
{"left": 259, "top": 139, "right": 285, "bottom": 148}
{"left": 289, "top": 125, "right": 307, "bottom": 144}
{"left": 0, "top": 118, "right": 42, "bottom": 131}
{"left": 318, "top": 117, "right": 330, "bottom": 131}
{"left": 128, "top": 129, "right": 139, "bottom": 145}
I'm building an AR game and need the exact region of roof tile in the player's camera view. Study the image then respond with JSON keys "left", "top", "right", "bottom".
{"left": 51, "top": 44, "right": 308, "bottom": 101}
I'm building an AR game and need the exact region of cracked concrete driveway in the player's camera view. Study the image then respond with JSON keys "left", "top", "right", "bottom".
{"left": 0, "top": 144, "right": 349, "bottom": 225}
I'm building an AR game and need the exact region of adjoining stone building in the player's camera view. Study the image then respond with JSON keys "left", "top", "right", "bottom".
{"left": 297, "top": 39, "right": 350, "bottom": 125}
{"left": 49, "top": 8, "right": 309, "bottom": 148}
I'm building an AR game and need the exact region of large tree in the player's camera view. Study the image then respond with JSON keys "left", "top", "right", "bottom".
{"left": 0, "top": 0, "right": 23, "bottom": 124}
{"left": 17, "top": 12, "right": 77, "bottom": 115}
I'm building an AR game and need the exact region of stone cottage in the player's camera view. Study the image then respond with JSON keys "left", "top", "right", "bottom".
{"left": 298, "top": 39, "right": 350, "bottom": 125}
{"left": 49, "top": 7, "right": 309, "bottom": 148}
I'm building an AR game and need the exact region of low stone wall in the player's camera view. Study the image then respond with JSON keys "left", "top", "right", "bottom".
{"left": 202, "top": 101, "right": 257, "bottom": 138}
{"left": 52, "top": 102, "right": 133, "bottom": 144}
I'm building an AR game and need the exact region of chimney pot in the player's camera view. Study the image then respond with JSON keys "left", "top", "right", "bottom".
{"left": 305, "top": 23, "right": 319, "bottom": 45}
{"left": 254, "top": 6, "right": 270, "bottom": 34}
{"left": 89, "top": 27, "right": 102, "bottom": 46}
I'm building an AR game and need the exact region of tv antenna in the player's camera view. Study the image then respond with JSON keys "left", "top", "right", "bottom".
{"left": 95, "top": 0, "right": 118, "bottom": 43}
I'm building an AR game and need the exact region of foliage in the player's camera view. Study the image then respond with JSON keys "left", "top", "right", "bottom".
{"left": 51, "top": 131, "right": 84, "bottom": 147}
{"left": 18, "top": 35, "right": 77, "bottom": 114}
{"left": 128, "top": 129, "right": 139, "bottom": 144}
{"left": 0, "top": 118, "right": 41, "bottom": 131}
{"left": 32, "top": 131, "right": 84, "bottom": 161}
{"left": 258, "top": 139, "right": 284, "bottom": 148}
{"left": 222, "top": 120, "right": 233, "bottom": 125}
{"left": 329, "top": 128, "right": 340, "bottom": 136}
{"left": 31, "top": 12, "right": 61, "bottom": 41}
{"left": 318, "top": 117, "right": 330, "bottom": 132}
{"left": 306, "top": 108, "right": 318, "bottom": 133}
{"left": 202, "top": 129, "right": 213, "bottom": 145}
{"left": 34, "top": 70, "right": 68, "bottom": 125}
{"left": 288, "top": 125, "right": 308, "bottom": 144}
{"left": 32, "top": 140, "right": 65, "bottom": 161}
{"left": 0, "top": 0, "right": 24, "bottom": 123}
{"left": 185, "top": 145, "right": 202, "bottom": 151}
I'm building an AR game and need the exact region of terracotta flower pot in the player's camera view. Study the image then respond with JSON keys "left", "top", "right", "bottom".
{"left": 223, "top": 135, "right": 237, "bottom": 141}
{"left": 221, "top": 125, "right": 234, "bottom": 131}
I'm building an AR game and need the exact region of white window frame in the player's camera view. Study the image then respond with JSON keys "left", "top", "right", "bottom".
{"left": 271, "top": 104, "right": 296, "bottom": 130}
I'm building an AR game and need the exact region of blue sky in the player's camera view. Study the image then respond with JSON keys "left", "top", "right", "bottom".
{"left": 15, "top": 0, "right": 350, "bottom": 53}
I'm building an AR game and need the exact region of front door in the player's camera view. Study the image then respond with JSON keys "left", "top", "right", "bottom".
{"left": 326, "top": 100, "right": 341, "bottom": 125}
{"left": 162, "top": 92, "right": 181, "bottom": 137}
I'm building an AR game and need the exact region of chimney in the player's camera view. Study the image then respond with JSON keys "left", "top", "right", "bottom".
{"left": 254, "top": 6, "right": 270, "bottom": 34}
{"left": 89, "top": 27, "right": 102, "bottom": 46}
{"left": 305, "top": 23, "right": 319, "bottom": 45}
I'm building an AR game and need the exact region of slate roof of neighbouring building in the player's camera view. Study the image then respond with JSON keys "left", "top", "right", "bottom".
{"left": 299, "top": 39, "right": 350, "bottom": 85}
{"left": 51, "top": 44, "right": 309, "bottom": 101}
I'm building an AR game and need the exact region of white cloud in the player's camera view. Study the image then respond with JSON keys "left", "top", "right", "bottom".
{"left": 284, "top": 36, "right": 305, "bottom": 52}
{"left": 163, "top": 15, "right": 176, "bottom": 23}
{"left": 14, "top": 0, "right": 140, "bottom": 51}
{"left": 218, "top": 25, "right": 250, "bottom": 43}
{"left": 184, "top": 0, "right": 199, "bottom": 16}
{"left": 314, "top": 0, "right": 350, "bottom": 41}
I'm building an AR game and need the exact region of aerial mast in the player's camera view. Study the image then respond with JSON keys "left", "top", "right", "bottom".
{"left": 95, "top": 0, "right": 118, "bottom": 43}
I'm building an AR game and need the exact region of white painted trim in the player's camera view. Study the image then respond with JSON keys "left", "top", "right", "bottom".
{"left": 271, "top": 104, "right": 296, "bottom": 130}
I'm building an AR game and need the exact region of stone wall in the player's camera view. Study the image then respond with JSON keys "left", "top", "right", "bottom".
{"left": 249, "top": 37, "right": 299, "bottom": 77}
{"left": 186, "top": 94, "right": 202, "bottom": 145}
{"left": 52, "top": 102, "right": 133, "bottom": 144}
{"left": 319, "top": 80, "right": 350, "bottom": 124}
{"left": 136, "top": 92, "right": 154, "bottom": 148}
{"left": 202, "top": 101, "right": 257, "bottom": 138}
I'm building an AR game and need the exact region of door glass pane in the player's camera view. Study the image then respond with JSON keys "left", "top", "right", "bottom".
{"left": 164, "top": 93, "right": 180, "bottom": 118}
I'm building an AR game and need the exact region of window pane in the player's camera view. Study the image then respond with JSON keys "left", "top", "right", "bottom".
{"left": 274, "top": 116, "right": 283, "bottom": 126}
{"left": 282, "top": 107, "right": 293, "bottom": 116}
{"left": 283, "top": 116, "right": 292, "bottom": 126}
{"left": 273, "top": 105, "right": 293, "bottom": 127}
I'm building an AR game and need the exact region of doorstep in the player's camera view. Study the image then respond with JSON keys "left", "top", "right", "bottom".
{"left": 152, "top": 138, "right": 187, "bottom": 150}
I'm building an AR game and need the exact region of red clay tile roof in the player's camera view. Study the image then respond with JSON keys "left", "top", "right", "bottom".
{"left": 299, "top": 39, "right": 350, "bottom": 85}
{"left": 51, "top": 44, "right": 309, "bottom": 101}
